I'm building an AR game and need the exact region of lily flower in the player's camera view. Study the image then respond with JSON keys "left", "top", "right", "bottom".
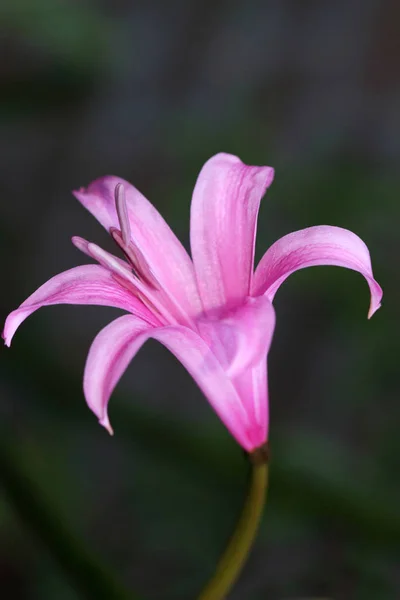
{"left": 3, "top": 153, "right": 382, "bottom": 452}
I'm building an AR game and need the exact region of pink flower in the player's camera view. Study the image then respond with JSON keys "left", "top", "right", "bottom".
{"left": 3, "top": 154, "right": 382, "bottom": 452}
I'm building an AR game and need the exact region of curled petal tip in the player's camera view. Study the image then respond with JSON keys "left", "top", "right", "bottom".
{"left": 265, "top": 166, "right": 275, "bottom": 187}
{"left": 99, "top": 415, "right": 114, "bottom": 435}
{"left": 368, "top": 301, "right": 382, "bottom": 320}
{"left": 2, "top": 329, "right": 10, "bottom": 347}
{"left": 2, "top": 318, "right": 15, "bottom": 347}
{"left": 367, "top": 281, "right": 383, "bottom": 320}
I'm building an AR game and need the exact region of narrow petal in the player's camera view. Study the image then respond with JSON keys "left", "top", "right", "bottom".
{"left": 84, "top": 315, "right": 256, "bottom": 450}
{"left": 83, "top": 315, "right": 155, "bottom": 435}
{"left": 3, "top": 265, "right": 159, "bottom": 346}
{"left": 190, "top": 153, "right": 274, "bottom": 312}
{"left": 72, "top": 236, "right": 178, "bottom": 326}
{"left": 73, "top": 177, "right": 201, "bottom": 318}
{"left": 252, "top": 226, "right": 383, "bottom": 318}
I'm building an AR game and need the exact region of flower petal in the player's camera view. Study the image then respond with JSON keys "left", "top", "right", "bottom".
{"left": 198, "top": 295, "right": 275, "bottom": 379}
{"left": 84, "top": 314, "right": 257, "bottom": 450}
{"left": 3, "top": 264, "right": 159, "bottom": 346}
{"left": 197, "top": 295, "right": 275, "bottom": 450}
{"left": 73, "top": 177, "right": 201, "bottom": 318}
{"left": 252, "top": 226, "right": 383, "bottom": 318}
{"left": 232, "top": 362, "right": 269, "bottom": 450}
{"left": 190, "top": 153, "right": 274, "bottom": 312}
{"left": 83, "top": 315, "right": 154, "bottom": 435}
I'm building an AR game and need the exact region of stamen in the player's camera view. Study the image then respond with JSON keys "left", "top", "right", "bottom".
{"left": 110, "top": 227, "right": 159, "bottom": 289}
{"left": 87, "top": 243, "right": 178, "bottom": 325}
{"left": 73, "top": 236, "right": 130, "bottom": 270}
{"left": 108, "top": 216, "right": 197, "bottom": 330}
{"left": 111, "top": 226, "right": 197, "bottom": 330}
{"left": 88, "top": 243, "right": 133, "bottom": 281}
{"left": 111, "top": 273, "right": 168, "bottom": 325}
{"left": 114, "top": 183, "right": 131, "bottom": 246}
{"left": 71, "top": 236, "right": 91, "bottom": 257}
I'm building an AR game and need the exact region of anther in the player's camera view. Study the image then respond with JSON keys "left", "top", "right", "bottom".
{"left": 72, "top": 236, "right": 92, "bottom": 258}
{"left": 110, "top": 227, "right": 159, "bottom": 289}
{"left": 114, "top": 183, "right": 131, "bottom": 246}
{"left": 88, "top": 243, "right": 133, "bottom": 281}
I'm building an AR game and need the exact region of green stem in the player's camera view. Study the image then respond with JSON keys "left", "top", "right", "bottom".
{"left": 0, "top": 435, "right": 136, "bottom": 600}
{"left": 198, "top": 456, "right": 268, "bottom": 600}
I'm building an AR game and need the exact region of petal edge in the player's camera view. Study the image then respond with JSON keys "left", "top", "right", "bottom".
{"left": 2, "top": 264, "right": 159, "bottom": 346}
{"left": 190, "top": 153, "right": 274, "bottom": 312}
{"left": 74, "top": 176, "right": 201, "bottom": 319}
{"left": 252, "top": 225, "right": 383, "bottom": 318}
{"left": 84, "top": 314, "right": 257, "bottom": 450}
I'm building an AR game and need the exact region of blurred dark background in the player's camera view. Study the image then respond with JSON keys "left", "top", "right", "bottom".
{"left": 1, "top": 1, "right": 399, "bottom": 599}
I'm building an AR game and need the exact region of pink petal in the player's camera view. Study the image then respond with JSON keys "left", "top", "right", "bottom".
{"left": 84, "top": 315, "right": 257, "bottom": 450}
{"left": 73, "top": 177, "right": 201, "bottom": 319}
{"left": 252, "top": 225, "right": 383, "bottom": 318}
{"left": 197, "top": 295, "right": 275, "bottom": 379}
{"left": 83, "top": 316, "right": 155, "bottom": 435}
{"left": 233, "top": 362, "right": 269, "bottom": 450}
{"left": 3, "top": 265, "right": 159, "bottom": 347}
{"left": 197, "top": 295, "right": 275, "bottom": 450}
{"left": 190, "top": 153, "right": 274, "bottom": 312}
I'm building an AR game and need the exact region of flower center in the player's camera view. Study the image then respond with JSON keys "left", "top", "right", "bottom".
{"left": 72, "top": 184, "right": 196, "bottom": 329}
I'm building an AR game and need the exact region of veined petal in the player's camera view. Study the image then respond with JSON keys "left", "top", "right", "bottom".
{"left": 198, "top": 295, "right": 275, "bottom": 379}
{"left": 3, "top": 265, "right": 159, "bottom": 346}
{"left": 84, "top": 314, "right": 255, "bottom": 450}
{"left": 73, "top": 177, "right": 201, "bottom": 318}
{"left": 197, "top": 296, "right": 275, "bottom": 450}
{"left": 190, "top": 153, "right": 274, "bottom": 312}
{"left": 232, "top": 361, "right": 269, "bottom": 450}
{"left": 252, "top": 226, "right": 383, "bottom": 318}
{"left": 83, "top": 315, "right": 154, "bottom": 434}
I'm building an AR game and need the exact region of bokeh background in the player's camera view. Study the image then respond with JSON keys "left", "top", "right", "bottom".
{"left": 1, "top": 1, "right": 399, "bottom": 599}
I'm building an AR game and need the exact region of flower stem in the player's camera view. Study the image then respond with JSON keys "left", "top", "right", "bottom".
{"left": 198, "top": 446, "right": 269, "bottom": 600}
